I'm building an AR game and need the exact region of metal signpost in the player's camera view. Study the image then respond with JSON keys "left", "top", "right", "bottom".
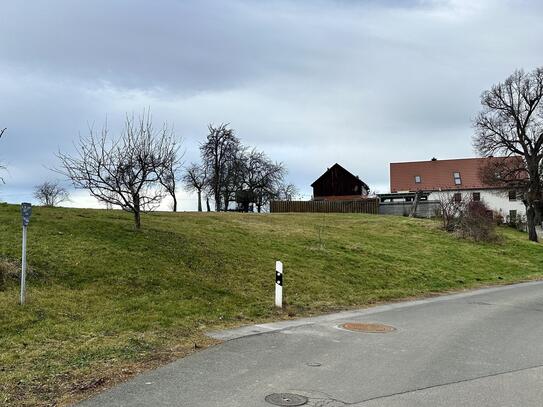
{"left": 275, "top": 261, "right": 283, "bottom": 308}
{"left": 20, "top": 203, "right": 32, "bottom": 305}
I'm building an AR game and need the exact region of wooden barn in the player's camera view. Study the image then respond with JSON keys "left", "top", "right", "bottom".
{"left": 311, "top": 163, "right": 370, "bottom": 201}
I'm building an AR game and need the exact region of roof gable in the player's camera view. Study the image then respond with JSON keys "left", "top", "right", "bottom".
{"left": 311, "top": 163, "right": 367, "bottom": 190}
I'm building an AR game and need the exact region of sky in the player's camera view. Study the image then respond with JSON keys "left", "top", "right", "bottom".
{"left": 0, "top": 0, "right": 542, "bottom": 210}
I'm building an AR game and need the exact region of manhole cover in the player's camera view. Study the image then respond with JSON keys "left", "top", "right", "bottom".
{"left": 341, "top": 322, "right": 396, "bottom": 333}
{"left": 265, "top": 393, "right": 308, "bottom": 406}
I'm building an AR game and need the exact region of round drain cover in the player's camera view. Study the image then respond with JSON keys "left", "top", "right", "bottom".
{"left": 341, "top": 322, "right": 396, "bottom": 333}
{"left": 265, "top": 393, "right": 308, "bottom": 406}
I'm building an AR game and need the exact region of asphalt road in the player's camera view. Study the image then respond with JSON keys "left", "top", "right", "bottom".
{"left": 79, "top": 281, "right": 543, "bottom": 406}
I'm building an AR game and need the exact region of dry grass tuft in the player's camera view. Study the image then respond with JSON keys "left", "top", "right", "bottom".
{"left": 0, "top": 258, "right": 19, "bottom": 290}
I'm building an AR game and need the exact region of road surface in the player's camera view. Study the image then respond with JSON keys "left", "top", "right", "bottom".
{"left": 79, "top": 281, "right": 543, "bottom": 406}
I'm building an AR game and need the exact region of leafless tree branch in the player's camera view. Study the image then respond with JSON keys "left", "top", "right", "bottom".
{"left": 473, "top": 66, "right": 543, "bottom": 241}
{"left": 183, "top": 163, "right": 207, "bottom": 212}
{"left": 34, "top": 181, "right": 70, "bottom": 207}
{"left": 57, "top": 112, "right": 172, "bottom": 229}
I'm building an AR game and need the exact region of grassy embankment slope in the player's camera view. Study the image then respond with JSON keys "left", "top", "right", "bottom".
{"left": 0, "top": 203, "right": 542, "bottom": 406}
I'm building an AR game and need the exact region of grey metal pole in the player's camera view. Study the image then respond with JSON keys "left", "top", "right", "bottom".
{"left": 20, "top": 224, "right": 27, "bottom": 305}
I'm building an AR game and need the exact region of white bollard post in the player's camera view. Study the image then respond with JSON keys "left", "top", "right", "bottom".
{"left": 275, "top": 261, "right": 283, "bottom": 308}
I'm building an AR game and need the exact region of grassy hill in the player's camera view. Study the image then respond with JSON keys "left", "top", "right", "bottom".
{"left": 1, "top": 203, "right": 542, "bottom": 406}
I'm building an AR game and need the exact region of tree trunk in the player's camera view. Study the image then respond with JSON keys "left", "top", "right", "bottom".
{"left": 206, "top": 196, "right": 211, "bottom": 212}
{"left": 224, "top": 198, "right": 229, "bottom": 211}
{"left": 526, "top": 164, "right": 541, "bottom": 241}
{"left": 133, "top": 194, "right": 142, "bottom": 230}
{"left": 197, "top": 190, "right": 202, "bottom": 212}
{"left": 214, "top": 192, "right": 221, "bottom": 212}
{"left": 134, "top": 210, "right": 141, "bottom": 230}
{"left": 172, "top": 194, "right": 178, "bottom": 212}
{"left": 527, "top": 204, "right": 538, "bottom": 242}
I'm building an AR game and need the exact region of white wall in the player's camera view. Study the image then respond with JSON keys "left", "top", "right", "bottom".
{"left": 428, "top": 189, "right": 525, "bottom": 221}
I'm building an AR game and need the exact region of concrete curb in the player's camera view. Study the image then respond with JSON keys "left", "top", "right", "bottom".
{"left": 207, "top": 280, "right": 543, "bottom": 341}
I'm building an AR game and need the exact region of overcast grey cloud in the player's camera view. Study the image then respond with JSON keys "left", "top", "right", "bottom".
{"left": 1, "top": 0, "right": 542, "bottom": 208}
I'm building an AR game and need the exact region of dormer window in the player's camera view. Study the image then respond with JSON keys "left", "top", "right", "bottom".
{"left": 453, "top": 172, "right": 462, "bottom": 185}
{"left": 414, "top": 175, "right": 421, "bottom": 184}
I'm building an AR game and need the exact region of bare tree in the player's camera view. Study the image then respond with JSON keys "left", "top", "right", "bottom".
{"left": 479, "top": 156, "right": 529, "bottom": 210}
{"left": 34, "top": 181, "right": 70, "bottom": 207}
{"left": 198, "top": 124, "right": 290, "bottom": 212}
{"left": 241, "top": 149, "right": 286, "bottom": 212}
{"left": 57, "top": 113, "right": 172, "bottom": 229}
{"left": 200, "top": 124, "right": 241, "bottom": 211}
{"left": 155, "top": 133, "right": 184, "bottom": 212}
{"left": 183, "top": 163, "right": 207, "bottom": 212}
{"left": 436, "top": 191, "right": 496, "bottom": 241}
{"left": 222, "top": 147, "right": 246, "bottom": 210}
{"left": 277, "top": 183, "right": 299, "bottom": 201}
{"left": 435, "top": 191, "right": 467, "bottom": 231}
{"left": 473, "top": 67, "right": 543, "bottom": 241}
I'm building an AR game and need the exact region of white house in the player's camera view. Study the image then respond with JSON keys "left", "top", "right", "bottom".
{"left": 388, "top": 157, "right": 526, "bottom": 221}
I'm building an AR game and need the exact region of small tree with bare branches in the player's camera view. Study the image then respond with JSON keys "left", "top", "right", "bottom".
{"left": 183, "top": 163, "right": 207, "bottom": 212}
{"left": 241, "top": 149, "right": 286, "bottom": 212}
{"left": 155, "top": 135, "right": 184, "bottom": 212}
{"left": 436, "top": 191, "right": 466, "bottom": 231}
{"left": 200, "top": 124, "right": 241, "bottom": 211}
{"left": 58, "top": 113, "right": 173, "bottom": 229}
{"left": 34, "top": 181, "right": 69, "bottom": 207}
{"left": 277, "top": 183, "right": 299, "bottom": 201}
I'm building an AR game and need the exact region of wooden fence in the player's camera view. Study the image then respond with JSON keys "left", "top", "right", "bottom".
{"left": 270, "top": 199, "right": 379, "bottom": 214}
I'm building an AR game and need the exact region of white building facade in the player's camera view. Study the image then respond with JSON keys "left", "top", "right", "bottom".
{"left": 427, "top": 189, "right": 526, "bottom": 221}
{"left": 389, "top": 157, "right": 527, "bottom": 222}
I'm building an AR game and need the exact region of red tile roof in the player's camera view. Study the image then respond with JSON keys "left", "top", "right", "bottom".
{"left": 390, "top": 157, "right": 520, "bottom": 192}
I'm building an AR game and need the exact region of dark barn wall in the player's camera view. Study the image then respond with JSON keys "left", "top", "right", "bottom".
{"left": 312, "top": 165, "right": 365, "bottom": 198}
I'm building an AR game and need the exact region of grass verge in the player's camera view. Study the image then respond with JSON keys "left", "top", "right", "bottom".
{"left": 0, "top": 203, "right": 542, "bottom": 406}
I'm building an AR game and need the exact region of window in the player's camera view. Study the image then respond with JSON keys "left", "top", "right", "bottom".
{"left": 453, "top": 172, "right": 462, "bottom": 185}
{"left": 414, "top": 175, "right": 421, "bottom": 184}
{"left": 509, "top": 210, "right": 517, "bottom": 221}
{"left": 453, "top": 192, "right": 462, "bottom": 203}
{"left": 509, "top": 190, "right": 517, "bottom": 201}
{"left": 473, "top": 192, "right": 480, "bottom": 202}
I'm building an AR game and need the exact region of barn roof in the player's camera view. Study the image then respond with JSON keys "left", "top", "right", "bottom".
{"left": 390, "top": 156, "right": 523, "bottom": 192}
{"left": 311, "top": 163, "right": 369, "bottom": 191}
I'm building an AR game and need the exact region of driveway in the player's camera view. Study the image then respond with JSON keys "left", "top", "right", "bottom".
{"left": 79, "top": 281, "right": 543, "bottom": 406}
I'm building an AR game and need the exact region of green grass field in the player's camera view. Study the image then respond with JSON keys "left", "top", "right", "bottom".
{"left": 1, "top": 203, "right": 542, "bottom": 406}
